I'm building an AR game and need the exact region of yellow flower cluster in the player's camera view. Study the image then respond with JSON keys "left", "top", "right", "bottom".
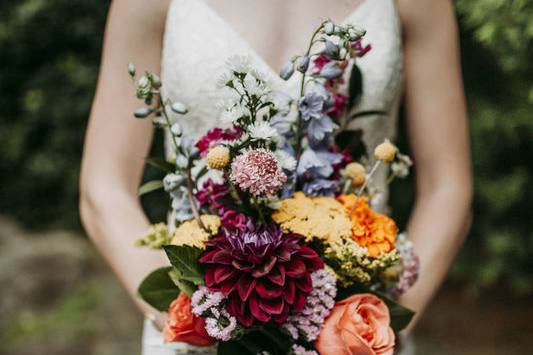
{"left": 135, "top": 223, "right": 171, "bottom": 249}
{"left": 325, "top": 238, "right": 400, "bottom": 287}
{"left": 171, "top": 215, "right": 221, "bottom": 249}
{"left": 272, "top": 192, "right": 352, "bottom": 242}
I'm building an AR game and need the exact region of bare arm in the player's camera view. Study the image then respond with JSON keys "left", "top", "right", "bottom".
{"left": 79, "top": 0, "right": 171, "bottom": 316}
{"left": 396, "top": 0, "right": 473, "bottom": 329}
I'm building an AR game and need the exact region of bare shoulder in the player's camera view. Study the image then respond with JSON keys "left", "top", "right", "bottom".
{"left": 395, "top": 0, "right": 457, "bottom": 36}
{"left": 109, "top": 0, "right": 171, "bottom": 32}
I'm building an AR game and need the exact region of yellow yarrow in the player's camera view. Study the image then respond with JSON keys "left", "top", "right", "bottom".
{"left": 272, "top": 192, "right": 352, "bottom": 243}
{"left": 171, "top": 215, "right": 221, "bottom": 249}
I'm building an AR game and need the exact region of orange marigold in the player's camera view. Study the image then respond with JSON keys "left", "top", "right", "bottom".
{"left": 337, "top": 194, "right": 397, "bottom": 258}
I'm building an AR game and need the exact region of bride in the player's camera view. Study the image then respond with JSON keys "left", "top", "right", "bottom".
{"left": 80, "top": 0, "right": 472, "bottom": 354}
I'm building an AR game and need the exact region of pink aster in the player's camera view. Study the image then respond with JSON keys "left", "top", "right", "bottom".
{"left": 230, "top": 149, "right": 287, "bottom": 197}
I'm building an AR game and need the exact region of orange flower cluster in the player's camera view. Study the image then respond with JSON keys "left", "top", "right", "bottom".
{"left": 337, "top": 195, "right": 397, "bottom": 258}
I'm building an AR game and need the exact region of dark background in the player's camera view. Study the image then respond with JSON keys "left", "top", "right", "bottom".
{"left": 0, "top": 1, "right": 531, "bottom": 354}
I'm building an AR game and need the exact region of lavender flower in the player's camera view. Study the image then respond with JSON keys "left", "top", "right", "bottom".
{"left": 297, "top": 148, "right": 343, "bottom": 179}
{"left": 319, "top": 61, "right": 343, "bottom": 79}
{"left": 390, "top": 234, "right": 420, "bottom": 297}
{"left": 284, "top": 269, "right": 337, "bottom": 342}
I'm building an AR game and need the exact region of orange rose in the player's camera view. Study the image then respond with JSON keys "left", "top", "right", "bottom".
{"left": 315, "top": 294, "right": 395, "bottom": 355}
{"left": 163, "top": 293, "right": 216, "bottom": 346}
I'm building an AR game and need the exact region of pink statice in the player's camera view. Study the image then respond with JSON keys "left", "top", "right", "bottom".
{"left": 292, "top": 345, "right": 319, "bottom": 355}
{"left": 190, "top": 286, "right": 225, "bottom": 316}
{"left": 230, "top": 149, "right": 287, "bottom": 197}
{"left": 204, "top": 308, "right": 238, "bottom": 342}
{"left": 284, "top": 269, "right": 337, "bottom": 342}
{"left": 195, "top": 127, "right": 242, "bottom": 157}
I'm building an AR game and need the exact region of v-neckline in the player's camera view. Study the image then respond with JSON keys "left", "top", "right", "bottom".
{"left": 198, "top": 0, "right": 371, "bottom": 82}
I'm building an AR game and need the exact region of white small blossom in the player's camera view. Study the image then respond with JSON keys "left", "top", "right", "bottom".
{"left": 243, "top": 73, "right": 269, "bottom": 97}
{"left": 220, "top": 105, "right": 249, "bottom": 124}
{"left": 215, "top": 71, "right": 235, "bottom": 89}
{"left": 249, "top": 121, "right": 279, "bottom": 141}
{"left": 170, "top": 123, "right": 182, "bottom": 136}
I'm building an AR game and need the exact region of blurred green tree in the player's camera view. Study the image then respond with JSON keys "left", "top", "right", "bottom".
{"left": 0, "top": 0, "right": 531, "bottom": 293}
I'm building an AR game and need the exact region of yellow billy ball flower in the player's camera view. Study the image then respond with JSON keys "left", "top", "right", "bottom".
{"left": 374, "top": 139, "right": 397, "bottom": 163}
{"left": 206, "top": 146, "right": 230, "bottom": 170}
{"left": 345, "top": 162, "right": 366, "bottom": 187}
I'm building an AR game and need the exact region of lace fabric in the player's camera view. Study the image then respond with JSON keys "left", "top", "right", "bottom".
{"left": 145, "top": 0, "right": 404, "bottom": 353}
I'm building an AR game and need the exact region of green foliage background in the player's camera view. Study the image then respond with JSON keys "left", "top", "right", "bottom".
{"left": 0, "top": 0, "right": 531, "bottom": 295}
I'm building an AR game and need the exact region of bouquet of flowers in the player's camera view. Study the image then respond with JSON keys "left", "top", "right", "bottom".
{"left": 132, "top": 19, "right": 419, "bottom": 355}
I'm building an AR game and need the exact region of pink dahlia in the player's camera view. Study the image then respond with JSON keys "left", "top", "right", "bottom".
{"left": 230, "top": 149, "right": 287, "bottom": 197}
{"left": 196, "top": 127, "right": 243, "bottom": 157}
{"left": 199, "top": 224, "right": 323, "bottom": 327}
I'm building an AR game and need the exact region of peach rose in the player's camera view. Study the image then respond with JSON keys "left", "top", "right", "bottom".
{"left": 163, "top": 293, "right": 215, "bottom": 346}
{"left": 315, "top": 294, "right": 395, "bottom": 355}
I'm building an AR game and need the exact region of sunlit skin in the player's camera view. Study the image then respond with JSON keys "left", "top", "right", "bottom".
{"left": 80, "top": 0, "right": 472, "bottom": 333}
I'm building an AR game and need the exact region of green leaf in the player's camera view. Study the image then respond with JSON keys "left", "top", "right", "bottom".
{"left": 168, "top": 267, "right": 197, "bottom": 297}
{"left": 139, "top": 180, "right": 164, "bottom": 196}
{"left": 145, "top": 157, "right": 176, "bottom": 172}
{"left": 163, "top": 245, "right": 204, "bottom": 285}
{"left": 347, "top": 63, "right": 363, "bottom": 111}
{"left": 217, "top": 325, "right": 292, "bottom": 355}
{"left": 385, "top": 297, "right": 415, "bottom": 332}
{"left": 138, "top": 267, "right": 180, "bottom": 311}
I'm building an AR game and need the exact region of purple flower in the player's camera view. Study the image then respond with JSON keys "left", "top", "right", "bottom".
{"left": 303, "top": 179, "right": 339, "bottom": 197}
{"left": 307, "top": 114, "right": 337, "bottom": 143}
{"left": 299, "top": 93, "right": 325, "bottom": 121}
{"left": 319, "top": 61, "right": 343, "bottom": 80}
{"left": 297, "top": 148, "right": 343, "bottom": 179}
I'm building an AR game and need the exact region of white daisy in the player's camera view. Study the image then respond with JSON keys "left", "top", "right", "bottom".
{"left": 220, "top": 105, "right": 249, "bottom": 124}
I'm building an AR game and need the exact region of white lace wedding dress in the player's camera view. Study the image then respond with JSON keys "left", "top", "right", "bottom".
{"left": 142, "top": 0, "right": 406, "bottom": 353}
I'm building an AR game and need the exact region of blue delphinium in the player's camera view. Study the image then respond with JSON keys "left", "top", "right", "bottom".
{"left": 303, "top": 178, "right": 340, "bottom": 197}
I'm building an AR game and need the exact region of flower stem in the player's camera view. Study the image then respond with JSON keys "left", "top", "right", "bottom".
{"left": 357, "top": 160, "right": 381, "bottom": 197}
{"left": 187, "top": 166, "right": 207, "bottom": 232}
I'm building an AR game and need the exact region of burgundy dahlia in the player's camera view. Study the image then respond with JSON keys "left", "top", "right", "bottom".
{"left": 199, "top": 224, "right": 323, "bottom": 327}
